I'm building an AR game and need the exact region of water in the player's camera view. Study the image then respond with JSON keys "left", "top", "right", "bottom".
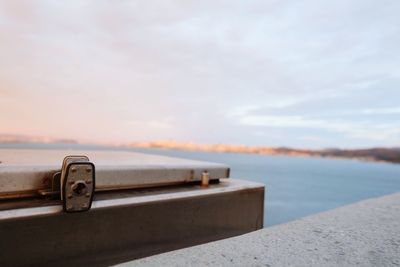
{"left": 128, "top": 148, "right": 400, "bottom": 227}
{"left": 2, "top": 143, "right": 400, "bottom": 227}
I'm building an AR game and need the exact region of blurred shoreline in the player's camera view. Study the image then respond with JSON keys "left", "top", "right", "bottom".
{"left": 1, "top": 134, "right": 399, "bottom": 164}
{"left": 129, "top": 141, "right": 400, "bottom": 164}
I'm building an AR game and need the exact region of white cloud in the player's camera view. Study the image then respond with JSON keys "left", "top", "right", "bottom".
{"left": 361, "top": 108, "right": 400, "bottom": 115}
{"left": 124, "top": 117, "right": 174, "bottom": 130}
{"left": 237, "top": 114, "right": 400, "bottom": 141}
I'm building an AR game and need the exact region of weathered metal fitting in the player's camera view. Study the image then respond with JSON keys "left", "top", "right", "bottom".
{"left": 201, "top": 171, "right": 210, "bottom": 187}
{"left": 60, "top": 156, "right": 95, "bottom": 213}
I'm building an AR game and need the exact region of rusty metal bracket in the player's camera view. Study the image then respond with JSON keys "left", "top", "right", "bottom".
{"left": 37, "top": 155, "right": 96, "bottom": 212}
{"left": 38, "top": 171, "right": 61, "bottom": 198}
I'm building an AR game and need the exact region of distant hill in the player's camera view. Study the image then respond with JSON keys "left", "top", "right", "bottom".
{"left": 1, "top": 134, "right": 399, "bottom": 164}
{"left": 129, "top": 141, "right": 400, "bottom": 164}
{"left": 0, "top": 134, "right": 78, "bottom": 144}
{"left": 317, "top": 148, "right": 400, "bottom": 164}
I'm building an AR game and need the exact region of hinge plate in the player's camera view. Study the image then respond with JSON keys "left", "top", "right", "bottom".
{"left": 61, "top": 156, "right": 95, "bottom": 212}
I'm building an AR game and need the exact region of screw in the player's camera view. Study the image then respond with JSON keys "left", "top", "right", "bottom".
{"left": 68, "top": 193, "right": 73, "bottom": 199}
{"left": 86, "top": 168, "right": 92, "bottom": 173}
{"left": 81, "top": 203, "right": 88, "bottom": 208}
{"left": 71, "top": 167, "right": 77, "bottom": 173}
{"left": 67, "top": 205, "right": 73, "bottom": 210}
{"left": 85, "top": 193, "right": 90, "bottom": 197}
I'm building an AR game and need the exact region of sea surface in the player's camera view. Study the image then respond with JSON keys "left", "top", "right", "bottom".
{"left": 2, "top": 143, "right": 400, "bottom": 227}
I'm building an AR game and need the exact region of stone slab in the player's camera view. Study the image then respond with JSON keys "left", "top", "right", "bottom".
{"left": 0, "top": 149, "right": 229, "bottom": 198}
{"left": 121, "top": 192, "right": 400, "bottom": 267}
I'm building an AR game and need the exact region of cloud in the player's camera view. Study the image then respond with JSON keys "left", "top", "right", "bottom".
{"left": 125, "top": 118, "right": 174, "bottom": 130}
{"left": 235, "top": 109, "right": 400, "bottom": 142}
{"left": 0, "top": 0, "right": 399, "bottom": 147}
{"left": 361, "top": 108, "right": 400, "bottom": 115}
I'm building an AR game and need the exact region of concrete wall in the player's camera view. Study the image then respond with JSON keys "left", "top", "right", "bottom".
{"left": 0, "top": 179, "right": 264, "bottom": 266}
{"left": 123, "top": 192, "right": 400, "bottom": 267}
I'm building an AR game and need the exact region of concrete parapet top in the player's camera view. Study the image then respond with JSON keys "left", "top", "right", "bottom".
{"left": 120, "top": 192, "right": 400, "bottom": 267}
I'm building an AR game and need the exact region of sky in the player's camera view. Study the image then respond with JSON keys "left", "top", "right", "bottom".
{"left": 0, "top": 0, "right": 399, "bottom": 148}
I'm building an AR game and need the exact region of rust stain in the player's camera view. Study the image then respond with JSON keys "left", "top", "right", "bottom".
{"left": 226, "top": 168, "right": 230, "bottom": 178}
{"left": 0, "top": 189, "right": 42, "bottom": 200}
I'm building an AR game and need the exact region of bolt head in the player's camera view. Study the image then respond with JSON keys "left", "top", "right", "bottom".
{"left": 71, "top": 167, "right": 77, "bottom": 173}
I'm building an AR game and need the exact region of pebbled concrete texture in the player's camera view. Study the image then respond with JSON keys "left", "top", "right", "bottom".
{"left": 118, "top": 192, "right": 400, "bottom": 267}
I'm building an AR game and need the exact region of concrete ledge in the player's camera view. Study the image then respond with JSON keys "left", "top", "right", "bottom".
{"left": 120, "top": 192, "right": 400, "bottom": 267}
{"left": 0, "top": 179, "right": 264, "bottom": 266}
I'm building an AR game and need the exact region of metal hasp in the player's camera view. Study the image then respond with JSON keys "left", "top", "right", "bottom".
{"left": 60, "top": 156, "right": 95, "bottom": 212}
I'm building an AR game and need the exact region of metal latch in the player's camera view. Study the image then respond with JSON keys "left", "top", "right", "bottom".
{"left": 60, "top": 156, "right": 95, "bottom": 212}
